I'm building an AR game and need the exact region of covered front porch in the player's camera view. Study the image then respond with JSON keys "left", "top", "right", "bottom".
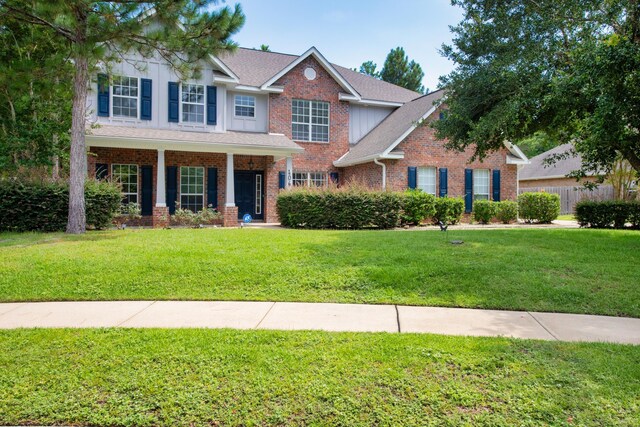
{"left": 86, "top": 126, "right": 302, "bottom": 227}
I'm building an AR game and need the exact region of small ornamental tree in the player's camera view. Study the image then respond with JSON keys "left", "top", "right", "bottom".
{"left": 0, "top": 1, "right": 245, "bottom": 233}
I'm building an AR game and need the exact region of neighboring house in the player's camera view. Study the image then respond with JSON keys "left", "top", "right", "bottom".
{"left": 86, "top": 46, "right": 529, "bottom": 226}
{"left": 519, "top": 143, "right": 612, "bottom": 214}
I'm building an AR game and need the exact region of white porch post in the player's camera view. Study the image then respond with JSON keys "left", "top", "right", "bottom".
{"left": 225, "top": 152, "right": 235, "bottom": 206}
{"left": 156, "top": 149, "right": 166, "bottom": 207}
{"left": 286, "top": 156, "right": 293, "bottom": 188}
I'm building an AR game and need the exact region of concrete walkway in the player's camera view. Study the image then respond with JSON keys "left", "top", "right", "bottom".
{"left": 0, "top": 301, "right": 638, "bottom": 344}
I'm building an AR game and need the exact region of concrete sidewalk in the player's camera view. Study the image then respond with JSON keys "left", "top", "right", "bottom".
{"left": 0, "top": 301, "right": 638, "bottom": 344}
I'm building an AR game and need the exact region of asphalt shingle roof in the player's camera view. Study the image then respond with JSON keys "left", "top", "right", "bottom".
{"left": 520, "top": 143, "right": 594, "bottom": 180}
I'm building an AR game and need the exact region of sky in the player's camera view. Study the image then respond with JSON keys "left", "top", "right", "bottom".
{"left": 228, "top": 0, "right": 464, "bottom": 91}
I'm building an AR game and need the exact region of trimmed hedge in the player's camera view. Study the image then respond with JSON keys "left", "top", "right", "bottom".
{"left": 495, "top": 201, "right": 519, "bottom": 224}
{"left": 575, "top": 200, "right": 640, "bottom": 229}
{"left": 0, "top": 179, "right": 122, "bottom": 232}
{"left": 277, "top": 188, "right": 403, "bottom": 229}
{"left": 401, "top": 190, "right": 436, "bottom": 225}
{"left": 518, "top": 192, "right": 560, "bottom": 223}
{"left": 433, "top": 197, "right": 465, "bottom": 225}
{"left": 472, "top": 200, "right": 497, "bottom": 224}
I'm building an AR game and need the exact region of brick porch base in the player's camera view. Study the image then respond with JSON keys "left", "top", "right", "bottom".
{"left": 152, "top": 206, "right": 169, "bottom": 228}
{"left": 222, "top": 206, "right": 239, "bottom": 228}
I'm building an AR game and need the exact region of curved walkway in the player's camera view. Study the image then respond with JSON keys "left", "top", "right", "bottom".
{"left": 1, "top": 301, "right": 638, "bottom": 344}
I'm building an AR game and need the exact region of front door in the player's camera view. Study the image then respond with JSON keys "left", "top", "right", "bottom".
{"left": 234, "top": 171, "right": 264, "bottom": 220}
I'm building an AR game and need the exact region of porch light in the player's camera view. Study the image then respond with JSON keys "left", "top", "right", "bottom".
{"left": 248, "top": 156, "right": 255, "bottom": 170}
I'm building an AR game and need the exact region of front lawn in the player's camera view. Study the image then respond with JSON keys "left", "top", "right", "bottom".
{"left": 0, "top": 329, "right": 638, "bottom": 426}
{"left": 0, "top": 228, "right": 638, "bottom": 316}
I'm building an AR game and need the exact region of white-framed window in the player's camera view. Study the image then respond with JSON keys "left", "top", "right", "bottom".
{"left": 292, "top": 99, "right": 329, "bottom": 142}
{"left": 180, "top": 166, "right": 204, "bottom": 212}
{"left": 417, "top": 167, "right": 437, "bottom": 195}
{"left": 473, "top": 169, "right": 490, "bottom": 200}
{"left": 292, "top": 172, "right": 327, "bottom": 187}
{"left": 181, "top": 84, "right": 205, "bottom": 123}
{"left": 112, "top": 76, "right": 139, "bottom": 118}
{"left": 234, "top": 95, "right": 255, "bottom": 117}
{"left": 111, "top": 164, "right": 138, "bottom": 205}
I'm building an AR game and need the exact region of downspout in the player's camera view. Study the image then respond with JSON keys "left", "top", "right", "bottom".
{"left": 374, "top": 158, "right": 386, "bottom": 190}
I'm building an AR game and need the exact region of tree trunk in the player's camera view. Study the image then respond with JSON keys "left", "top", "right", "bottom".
{"left": 66, "top": 55, "right": 88, "bottom": 234}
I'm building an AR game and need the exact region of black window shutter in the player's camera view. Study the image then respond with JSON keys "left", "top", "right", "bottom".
{"left": 278, "top": 171, "right": 285, "bottom": 189}
{"left": 464, "top": 169, "right": 473, "bottom": 213}
{"left": 166, "top": 166, "right": 178, "bottom": 214}
{"left": 95, "top": 163, "right": 108, "bottom": 180}
{"left": 97, "top": 74, "right": 109, "bottom": 117}
{"left": 168, "top": 82, "right": 179, "bottom": 123}
{"left": 140, "top": 78, "right": 152, "bottom": 120}
{"left": 438, "top": 168, "right": 448, "bottom": 197}
{"left": 141, "top": 165, "right": 153, "bottom": 216}
{"left": 492, "top": 169, "right": 501, "bottom": 202}
{"left": 329, "top": 172, "right": 339, "bottom": 185}
{"left": 207, "top": 168, "right": 218, "bottom": 208}
{"left": 408, "top": 167, "right": 417, "bottom": 189}
{"left": 207, "top": 86, "right": 217, "bottom": 125}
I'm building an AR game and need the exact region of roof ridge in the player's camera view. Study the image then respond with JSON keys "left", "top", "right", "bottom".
{"left": 237, "top": 46, "right": 299, "bottom": 58}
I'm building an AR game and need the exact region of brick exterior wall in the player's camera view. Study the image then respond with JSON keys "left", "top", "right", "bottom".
{"left": 341, "top": 114, "right": 518, "bottom": 202}
{"left": 268, "top": 56, "right": 348, "bottom": 185}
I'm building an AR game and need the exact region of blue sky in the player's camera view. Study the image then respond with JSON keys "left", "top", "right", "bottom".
{"left": 228, "top": 0, "right": 464, "bottom": 91}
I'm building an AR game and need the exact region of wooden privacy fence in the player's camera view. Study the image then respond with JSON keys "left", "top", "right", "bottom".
{"left": 518, "top": 185, "right": 614, "bottom": 214}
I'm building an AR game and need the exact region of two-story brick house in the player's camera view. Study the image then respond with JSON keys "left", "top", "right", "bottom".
{"left": 86, "top": 46, "right": 528, "bottom": 226}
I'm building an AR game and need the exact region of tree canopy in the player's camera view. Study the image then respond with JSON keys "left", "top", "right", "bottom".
{"left": 356, "top": 47, "right": 426, "bottom": 93}
{"left": 0, "top": 0, "right": 245, "bottom": 233}
{"left": 433, "top": 0, "right": 640, "bottom": 177}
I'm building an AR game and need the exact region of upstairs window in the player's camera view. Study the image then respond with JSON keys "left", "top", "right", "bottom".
{"left": 292, "top": 99, "right": 329, "bottom": 142}
{"left": 417, "top": 167, "right": 437, "bottom": 195}
{"left": 234, "top": 95, "right": 255, "bottom": 117}
{"left": 112, "top": 76, "right": 138, "bottom": 118}
{"left": 181, "top": 84, "right": 205, "bottom": 123}
{"left": 473, "top": 169, "right": 490, "bottom": 200}
{"left": 112, "top": 164, "right": 138, "bottom": 205}
{"left": 180, "top": 166, "right": 204, "bottom": 212}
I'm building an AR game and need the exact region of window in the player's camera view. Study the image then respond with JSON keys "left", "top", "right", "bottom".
{"left": 181, "top": 84, "right": 205, "bottom": 123}
{"left": 180, "top": 166, "right": 204, "bottom": 212}
{"left": 292, "top": 172, "right": 327, "bottom": 187}
{"left": 112, "top": 76, "right": 138, "bottom": 118}
{"left": 473, "top": 169, "right": 490, "bottom": 200}
{"left": 234, "top": 95, "right": 255, "bottom": 117}
{"left": 292, "top": 99, "right": 329, "bottom": 142}
{"left": 112, "top": 164, "right": 138, "bottom": 205}
{"left": 417, "top": 167, "right": 437, "bottom": 195}
{"left": 255, "top": 174, "right": 262, "bottom": 215}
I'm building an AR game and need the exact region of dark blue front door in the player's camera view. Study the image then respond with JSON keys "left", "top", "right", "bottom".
{"left": 234, "top": 171, "right": 264, "bottom": 220}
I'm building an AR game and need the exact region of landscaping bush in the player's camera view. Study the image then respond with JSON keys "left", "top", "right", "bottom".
{"left": 0, "top": 179, "right": 121, "bottom": 232}
{"left": 432, "top": 197, "right": 465, "bottom": 225}
{"left": 575, "top": 200, "right": 639, "bottom": 229}
{"left": 495, "top": 200, "right": 519, "bottom": 224}
{"left": 472, "top": 200, "right": 497, "bottom": 224}
{"left": 517, "top": 192, "right": 560, "bottom": 223}
{"left": 401, "top": 190, "right": 436, "bottom": 225}
{"left": 277, "top": 187, "right": 403, "bottom": 229}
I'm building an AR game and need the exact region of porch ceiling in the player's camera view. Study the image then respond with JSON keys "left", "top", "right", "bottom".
{"left": 86, "top": 125, "right": 303, "bottom": 157}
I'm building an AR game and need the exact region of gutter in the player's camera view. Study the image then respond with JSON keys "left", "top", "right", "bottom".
{"left": 374, "top": 158, "right": 386, "bottom": 190}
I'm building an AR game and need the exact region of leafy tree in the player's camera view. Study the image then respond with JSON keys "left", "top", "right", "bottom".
{"left": 379, "top": 47, "right": 425, "bottom": 93}
{"left": 357, "top": 60, "right": 379, "bottom": 78}
{"left": 0, "top": 1, "right": 244, "bottom": 233}
{"left": 0, "top": 17, "right": 72, "bottom": 178}
{"left": 516, "top": 131, "right": 558, "bottom": 158}
{"left": 259, "top": 44, "right": 270, "bottom": 51}
{"left": 433, "top": 0, "right": 640, "bottom": 178}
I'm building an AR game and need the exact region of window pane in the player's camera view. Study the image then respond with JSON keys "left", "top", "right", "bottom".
{"left": 417, "top": 167, "right": 436, "bottom": 195}
{"left": 112, "top": 164, "right": 138, "bottom": 205}
{"left": 112, "top": 76, "right": 138, "bottom": 118}
{"left": 181, "top": 84, "right": 205, "bottom": 123}
{"left": 473, "top": 169, "right": 490, "bottom": 200}
{"left": 180, "top": 166, "right": 204, "bottom": 212}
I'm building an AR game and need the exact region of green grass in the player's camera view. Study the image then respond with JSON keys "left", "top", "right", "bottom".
{"left": 0, "top": 329, "right": 638, "bottom": 426}
{"left": 557, "top": 214, "right": 576, "bottom": 221}
{"left": 1, "top": 228, "right": 639, "bottom": 316}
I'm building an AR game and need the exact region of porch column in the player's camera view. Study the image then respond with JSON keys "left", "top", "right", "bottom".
{"left": 286, "top": 156, "right": 293, "bottom": 188}
{"left": 225, "top": 152, "right": 235, "bottom": 206}
{"left": 156, "top": 149, "right": 166, "bottom": 207}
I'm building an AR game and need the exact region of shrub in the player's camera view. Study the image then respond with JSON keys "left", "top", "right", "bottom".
{"left": 472, "top": 200, "right": 497, "bottom": 224}
{"left": 575, "top": 200, "right": 638, "bottom": 229}
{"left": 0, "top": 178, "right": 121, "bottom": 232}
{"left": 277, "top": 187, "right": 403, "bottom": 229}
{"left": 195, "top": 205, "right": 222, "bottom": 225}
{"left": 114, "top": 202, "right": 142, "bottom": 228}
{"left": 517, "top": 192, "right": 560, "bottom": 223}
{"left": 401, "top": 190, "right": 436, "bottom": 225}
{"left": 171, "top": 205, "right": 197, "bottom": 227}
{"left": 432, "top": 197, "right": 464, "bottom": 225}
{"left": 495, "top": 200, "right": 519, "bottom": 224}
